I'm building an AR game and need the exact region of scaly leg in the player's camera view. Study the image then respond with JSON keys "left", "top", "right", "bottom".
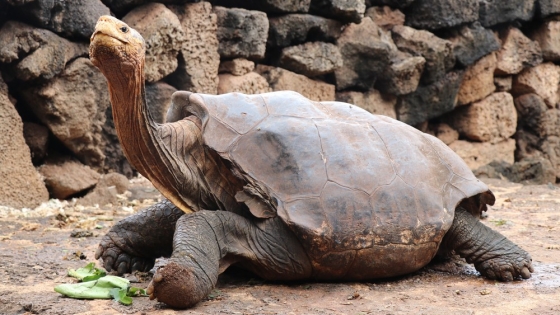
{"left": 95, "top": 199, "right": 184, "bottom": 274}
{"left": 441, "top": 207, "right": 533, "bottom": 281}
{"left": 146, "top": 210, "right": 312, "bottom": 308}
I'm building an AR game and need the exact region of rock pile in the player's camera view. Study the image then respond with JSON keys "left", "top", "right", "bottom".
{"left": 1, "top": 0, "right": 560, "bottom": 207}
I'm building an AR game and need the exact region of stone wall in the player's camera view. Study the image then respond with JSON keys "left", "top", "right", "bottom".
{"left": 1, "top": 0, "right": 560, "bottom": 208}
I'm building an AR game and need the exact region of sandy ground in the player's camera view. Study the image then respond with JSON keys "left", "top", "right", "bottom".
{"left": 0, "top": 177, "right": 559, "bottom": 315}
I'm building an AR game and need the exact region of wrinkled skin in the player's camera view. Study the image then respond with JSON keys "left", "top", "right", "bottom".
{"left": 96, "top": 202, "right": 532, "bottom": 308}
{"left": 95, "top": 199, "right": 183, "bottom": 274}
{"left": 90, "top": 16, "right": 533, "bottom": 309}
{"left": 441, "top": 208, "right": 533, "bottom": 281}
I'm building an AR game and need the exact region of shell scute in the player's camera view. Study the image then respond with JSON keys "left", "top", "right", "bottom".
{"left": 315, "top": 119, "right": 395, "bottom": 194}
{"left": 230, "top": 115, "right": 328, "bottom": 201}
{"left": 202, "top": 92, "right": 269, "bottom": 135}
{"left": 263, "top": 91, "right": 329, "bottom": 119}
{"left": 320, "top": 182, "right": 374, "bottom": 250}
{"left": 203, "top": 118, "right": 241, "bottom": 153}
{"left": 319, "top": 101, "right": 374, "bottom": 121}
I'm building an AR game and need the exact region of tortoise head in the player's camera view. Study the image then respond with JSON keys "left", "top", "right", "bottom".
{"left": 89, "top": 15, "right": 145, "bottom": 79}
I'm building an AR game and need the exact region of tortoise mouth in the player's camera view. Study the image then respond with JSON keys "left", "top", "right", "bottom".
{"left": 90, "top": 31, "right": 129, "bottom": 67}
{"left": 91, "top": 31, "right": 128, "bottom": 47}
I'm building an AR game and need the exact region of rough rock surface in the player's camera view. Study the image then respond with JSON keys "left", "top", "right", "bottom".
{"left": 516, "top": 93, "right": 548, "bottom": 126}
{"left": 512, "top": 62, "right": 560, "bottom": 108}
{"left": 256, "top": 65, "right": 335, "bottom": 101}
{"left": 19, "top": 58, "right": 109, "bottom": 168}
{"left": 474, "top": 157, "right": 556, "bottom": 184}
{"left": 494, "top": 76, "right": 513, "bottom": 91}
{"left": 538, "top": 0, "right": 560, "bottom": 17}
{"left": 457, "top": 53, "right": 497, "bottom": 106}
{"left": 0, "top": 75, "right": 48, "bottom": 209}
{"left": 214, "top": 6, "right": 269, "bottom": 60}
{"left": 7, "top": 0, "right": 110, "bottom": 39}
{"left": 310, "top": 0, "right": 366, "bottom": 23}
{"left": 0, "top": 21, "right": 87, "bottom": 81}
{"left": 515, "top": 94, "right": 560, "bottom": 152}
{"left": 23, "top": 122, "right": 49, "bottom": 165}
{"left": 392, "top": 25, "right": 455, "bottom": 84}
{"left": 445, "top": 92, "right": 517, "bottom": 143}
{"left": 168, "top": 2, "right": 219, "bottom": 94}
{"left": 531, "top": 21, "right": 560, "bottom": 62}
{"left": 218, "top": 72, "right": 272, "bottom": 94}
{"left": 377, "top": 51, "right": 425, "bottom": 95}
{"left": 77, "top": 179, "right": 117, "bottom": 207}
{"left": 511, "top": 157, "right": 556, "bottom": 184}
{"left": 366, "top": 0, "right": 416, "bottom": 9}
{"left": 98, "top": 0, "right": 144, "bottom": 13}
{"left": 539, "top": 136, "right": 560, "bottom": 179}
{"left": 478, "top": 0, "right": 535, "bottom": 27}
{"left": 212, "top": 0, "right": 311, "bottom": 13}
{"left": 514, "top": 94, "right": 549, "bottom": 152}
{"left": 449, "top": 139, "right": 516, "bottom": 170}
{"left": 404, "top": 0, "right": 479, "bottom": 30}
{"left": 433, "top": 123, "right": 459, "bottom": 145}
{"left": 335, "top": 89, "right": 396, "bottom": 118}
{"left": 515, "top": 94, "right": 560, "bottom": 142}
{"left": 101, "top": 172, "right": 129, "bottom": 194}
{"left": 268, "top": 14, "right": 342, "bottom": 48}
{"left": 365, "top": 6, "right": 405, "bottom": 30}
{"left": 146, "top": 82, "right": 177, "bottom": 124}
{"left": 219, "top": 58, "right": 255, "bottom": 76}
{"left": 495, "top": 27, "right": 543, "bottom": 75}
{"left": 445, "top": 22, "right": 500, "bottom": 67}
{"left": 397, "top": 70, "right": 464, "bottom": 126}
{"left": 38, "top": 159, "right": 100, "bottom": 199}
{"left": 123, "top": 3, "right": 184, "bottom": 83}
{"left": 77, "top": 172, "right": 129, "bottom": 206}
{"left": 279, "top": 42, "right": 342, "bottom": 77}
{"left": 335, "top": 18, "right": 396, "bottom": 90}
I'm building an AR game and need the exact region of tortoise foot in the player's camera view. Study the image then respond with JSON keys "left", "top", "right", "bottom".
{"left": 95, "top": 235, "right": 155, "bottom": 275}
{"left": 147, "top": 261, "right": 207, "bottom": 309}
{"left": 474, "top": 252, "right": 534, "bottom": 281}
{"left": 95, "top": 200, "right": 183, "bottom": 274}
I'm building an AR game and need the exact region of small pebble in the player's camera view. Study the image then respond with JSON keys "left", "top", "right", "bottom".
{"left": 70, "top": 229, "right": 93, "bottom": 238}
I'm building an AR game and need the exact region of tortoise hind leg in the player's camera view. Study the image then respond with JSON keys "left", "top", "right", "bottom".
{"left": 441, "top": 207, "right": 533, "bottom": 281}
{"left": 146, "top": 210, "right": 312, "bottom": 309}
{"left": 95, "top": 199, "right": 184, "bottom": 274}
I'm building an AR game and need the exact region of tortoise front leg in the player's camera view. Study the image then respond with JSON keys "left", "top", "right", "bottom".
{"left": 95, "top": 199, "right": 184, "bottom": 274}
{"left": 146, "top": 210, "right": 312, "bottom": 309}
{"left": 441, "top": 207, "right": 533, "bottom": 281}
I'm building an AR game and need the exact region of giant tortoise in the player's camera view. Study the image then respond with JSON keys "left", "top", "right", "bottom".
{"left": 89, "top": 16, "right": 533, "bottom": 308}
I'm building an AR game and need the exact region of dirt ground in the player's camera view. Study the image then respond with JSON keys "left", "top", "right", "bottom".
{"left": 0, "top": 177, "right": 559, "bottom": 315}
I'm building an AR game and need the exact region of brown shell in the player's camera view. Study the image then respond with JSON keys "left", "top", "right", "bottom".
{"left": 177, "top": 91, "right": 491, "bottom": 273}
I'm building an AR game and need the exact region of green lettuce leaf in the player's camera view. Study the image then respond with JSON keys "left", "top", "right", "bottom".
{"left": 110, "top": 288, "right": 133, "bottom": 305}
{"left": 55, "top": 275, "right": 129, "bottom": 299}
{"left": 55, "top": 262, "right": 147, "bottom": 305}
{"left": 67, "top": 262, "right": 106, "bottom": 282}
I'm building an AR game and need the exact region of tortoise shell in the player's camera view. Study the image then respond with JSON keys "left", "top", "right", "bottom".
{"left": 170, "top": 91, "right": 492, "bottom": 279}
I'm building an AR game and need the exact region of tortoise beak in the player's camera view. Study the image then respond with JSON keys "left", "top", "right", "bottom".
{"left": 90, "top": 15, "right": 130, "bottom": 44}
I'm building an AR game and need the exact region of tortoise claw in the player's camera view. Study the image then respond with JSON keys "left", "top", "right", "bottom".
{"left": 96, "top": 234, "right": 155, "bottom": 275}
{"left": 520, "top": 267, "right": 532, "bottom": 279}
{"left": 475, "top": 252, "right": 533, "bottom": 281}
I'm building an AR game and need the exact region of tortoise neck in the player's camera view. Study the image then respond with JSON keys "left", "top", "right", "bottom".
{"left": 108, "top": 62, "right": 154, "bottom": 172}
{"left": 106, "top": 61, "right": 177, "bottom": 201}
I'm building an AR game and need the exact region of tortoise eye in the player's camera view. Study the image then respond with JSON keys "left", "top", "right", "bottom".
{"left": 120, "top": 26, "right": 128, "bottom": 33}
